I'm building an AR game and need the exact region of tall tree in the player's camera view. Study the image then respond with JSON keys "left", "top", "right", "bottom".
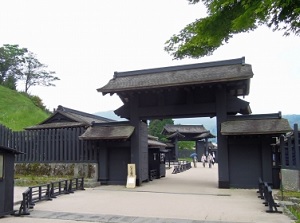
{"left": 17, "top": 52, "right": 60, "bottom": 93}
{"left": 0, "top": 44, "right": 27, "bottom": 87}
{"left": 165, "top": 0, "right": 300, "bottom": 59}
{"left": 148, "top": 119, "right": 174, "bottom": 142}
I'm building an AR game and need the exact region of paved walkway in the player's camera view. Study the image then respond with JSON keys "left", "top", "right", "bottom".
{"left": 1, "top": 164, "right": 295, "bottom": 223}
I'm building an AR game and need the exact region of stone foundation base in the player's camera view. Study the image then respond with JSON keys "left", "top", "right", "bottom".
{"left": 281, "top": 169, "right": 300, "bottom": 191}
{"left": 15, "top": 163, "right": 98, "bottom": 180}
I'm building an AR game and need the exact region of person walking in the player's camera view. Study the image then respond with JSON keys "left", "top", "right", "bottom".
{"left": 201, "top": 154, "right": 206, "bottom": 167}
{"left": 212, "top": 152, "right": 215, "bottom": 166}
{"left": 207, "top": 153, "right": 213, "bottom": 168}
{"left": 193, "top": 155, "right": 197, "bottom": 168}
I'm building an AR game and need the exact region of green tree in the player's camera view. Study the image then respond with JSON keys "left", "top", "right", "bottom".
{"left": 17, "top": 52, "right": 60, "bottom": 93}
{"left": 0, "top": 44, "right": 27, "bottom": 87}
{"left": 0, "top": 44, "right": 59, "bottom": 92}
{"left": 3, "top": 74, "right": 17, "bottom": 90}
{"left": 178, "top": 141, "right": 195, "bottom": 150}
{"left": 165, "top": 0, "right": 300, "bottom": 59}
{"left": 148, "top": 119, "right": 174, "bottom": 142}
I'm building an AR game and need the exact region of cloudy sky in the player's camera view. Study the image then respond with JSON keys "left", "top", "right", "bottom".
{"left": 1, "top": 0, "right": 299, "bottom": 116}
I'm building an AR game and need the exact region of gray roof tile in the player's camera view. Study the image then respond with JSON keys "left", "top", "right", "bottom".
{"left": 221, "top": 118, "right": 292, "bottom": 135}
{"left": 98, "top": 58, "right": 253, "bottom": 94}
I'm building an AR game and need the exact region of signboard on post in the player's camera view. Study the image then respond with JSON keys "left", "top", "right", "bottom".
{"left": 126, "top": 163, "right": 136, "bottom": 188}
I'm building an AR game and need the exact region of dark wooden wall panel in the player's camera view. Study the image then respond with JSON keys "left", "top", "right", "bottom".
{"left": 0, "top": 125, "right": 98, "bottom": 163}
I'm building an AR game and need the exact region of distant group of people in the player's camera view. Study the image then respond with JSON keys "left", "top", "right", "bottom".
{"left": 201, "top": 153, "right": 215, "bottom": 168}
{"left": 192, "top": 152, "right": 215, "bottom": 168}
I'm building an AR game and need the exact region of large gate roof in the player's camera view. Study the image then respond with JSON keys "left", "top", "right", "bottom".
{"left": 98, "top": 57, "right": 253, "bottom": 97}
{"left": 97, "top": 57, "right": 253, "bottom": 119}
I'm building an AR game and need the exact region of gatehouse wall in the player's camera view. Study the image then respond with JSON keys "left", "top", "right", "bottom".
{"left": 227, "top": 136, "right": 273, "bottom": 188}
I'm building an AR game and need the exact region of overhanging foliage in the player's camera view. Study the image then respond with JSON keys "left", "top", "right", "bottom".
{"left": 165, "top": 0, "right": 300, "bottom": 59}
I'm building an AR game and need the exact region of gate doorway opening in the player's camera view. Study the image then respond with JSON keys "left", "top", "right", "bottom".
{"left": 162, "top": 117, "right": 219, "bottom": 188}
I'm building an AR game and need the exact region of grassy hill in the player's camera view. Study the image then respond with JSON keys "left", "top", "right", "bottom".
{"left": 0, "top": 85, "right": 50, "bottom": 131}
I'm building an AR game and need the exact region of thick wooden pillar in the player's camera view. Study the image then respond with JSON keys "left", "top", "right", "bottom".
{"left": 129, "top": 95, "right": 148, "bottom": 185}
{"left": 98, "top": 145, "right": 108, "bottom": 184}
{"left": 216, "top": 87, "right": 229, "bottom": 188}
{"left": 174, "top": 137, "right": 179, "bottom": 161}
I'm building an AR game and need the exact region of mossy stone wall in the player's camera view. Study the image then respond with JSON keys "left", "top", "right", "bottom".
{"left": 15, "top": 163, "right": 97, "bottom": 179}
{"left": 281, "top": 169, "right": 300, "bottom": 191}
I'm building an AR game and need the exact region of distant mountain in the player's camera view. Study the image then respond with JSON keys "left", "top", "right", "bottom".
{"left": 284, "top": 114, "right": 300, "bottom": 128}
{"left": 94, "top": 110, "right": 126, "bottom": 121}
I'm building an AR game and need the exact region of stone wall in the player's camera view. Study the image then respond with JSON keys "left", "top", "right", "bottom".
{"left": 281, "top": 169, "right": 300, "bottom": 191}
{"left": 15, "top": 163, "right": 98, "bottom": 179}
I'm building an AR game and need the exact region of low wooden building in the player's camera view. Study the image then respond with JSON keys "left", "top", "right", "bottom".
{"left": 2, "top": 105, "right": 168, "bottom": 186}
{"left": 79, "top": 122, "right": 168, "bottom": 184}
{"left": 221, "top": 113, "right": 292, "bottom": 188}
{"left": 16, "top": 105, "right": 115, "bottom": 166}
{"left": 79, "top": 121, "right": 134, "bottom": 185}
{"left": 0, "top": 146, "right": 21, "bottom": 217}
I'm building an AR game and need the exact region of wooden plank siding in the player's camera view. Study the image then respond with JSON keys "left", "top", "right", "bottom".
{"left": 0, "top": 124, "right": 12, "bottom": 148}
{"left": 0, "top": 124, "right": 98, "bottom": 163}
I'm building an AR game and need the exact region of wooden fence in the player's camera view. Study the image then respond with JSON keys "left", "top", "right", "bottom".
{"left": 0, "top": 124, "right": 12, "bottom": 148}
{"left": 280, "top": 123, "right": 300, "bottom": 169}
{"left": 0, "top": 124, "right": 98, "bottom": 163}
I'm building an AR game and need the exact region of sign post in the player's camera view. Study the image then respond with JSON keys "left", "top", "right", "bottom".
{"left": 126, "top": 163, "right": 136, "bottom": 188}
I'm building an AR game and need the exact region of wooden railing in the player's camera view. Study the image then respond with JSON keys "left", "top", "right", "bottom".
{"left": 256, "top": 178, "right": 282, "bottom": 213}
{"left": 18, "top": 177, "right": 84, "bottom": 215}
{"left": 171, "top": 161, "right": 192, "bottom": 174}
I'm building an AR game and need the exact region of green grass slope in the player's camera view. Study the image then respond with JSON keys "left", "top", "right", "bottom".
{"left": 0, "top": 86, "right": 50, "bottom": 131}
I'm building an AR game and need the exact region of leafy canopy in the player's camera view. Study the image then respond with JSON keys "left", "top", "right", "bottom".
{"left": 18, "top": 52, "right": 60, "bottom": 93}
{"left": 148, "top": 119, "right": 195, "bottom": 150}
{"left": 0, "top": 44, "right": 27, "bottom": 86}
{"left": 165, "top": 0, "right": 300, "bottom": 59}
